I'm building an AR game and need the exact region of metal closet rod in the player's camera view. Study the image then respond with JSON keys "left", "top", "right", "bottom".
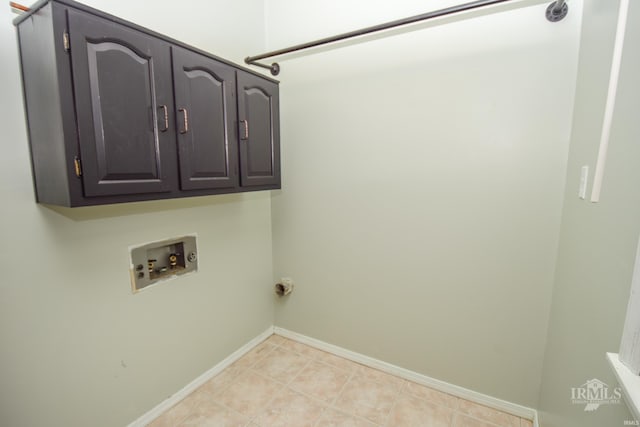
{"left": 245, "top": 0, "right": 569, "bottom": 76}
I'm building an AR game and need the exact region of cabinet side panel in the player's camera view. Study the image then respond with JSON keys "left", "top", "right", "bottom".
{"left": 16, "top": 4, "right": 71, "bottom": 206}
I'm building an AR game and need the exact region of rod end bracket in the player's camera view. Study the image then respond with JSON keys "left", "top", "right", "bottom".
{"left": 546, "top": 1, "right": 568, "bottom": 22}
{"left": 245, "top": 57, "right": 281, "bottom": 76}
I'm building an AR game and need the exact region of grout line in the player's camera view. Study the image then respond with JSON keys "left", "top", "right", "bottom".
{"left": 197, "top": 339, "right": 284, "bottom": 427}
{"left": 380, "top": 382, "right": 403, "bottom": 427}
{"left": 321, "top": 369, "right": 386, "bottom": 426}
{"left": 275, "top": 354, "right": 363, "bottom": 427}
{"left": 203, "top": 400, "right": 254, "bottom": 427}
{"left": 283, "top": 358, "right": 314, "bottom": 388}
{"left": 451, "top": 411, "right": 460, "bottom": 427}
{"left": 142, "top": 330, "right": 539, "bottom": 427}
{"left": 452, "top": 409, "right": 518, "bottom": 427}
{"left": 244, "top": 344, "right": 328, "bottom": 426}
{"left": 130, "top": 326, "right": 275, "bottom": 427}
{"left": 281, "top": 338, "right": 457, "bottom": 426}
{"left": 314, "top": 362, "right": 356, "bottom": 426}
{"left": 400, "top": 382, "right": 460, "bottom": 412}
{"left": 246, "top": 386, "right": 282, "bottom": 427}
{"left": 315, "top": 405, "right": 384, "bottom": 427}
{"left": 274, "top": 327, "right": 537, "bottom": 422}
{"left": 331, "top": 367, "right": 358, "bottom": 408}
{"left": 166, "top": 400, "right": 193, "bottom": 427}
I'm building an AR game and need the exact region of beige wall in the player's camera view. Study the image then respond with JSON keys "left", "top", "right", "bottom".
{"left": 538, "top": 0, "right": 639, "bottom": 425}
{"left": 268, "top": 0, "right": 581, "bottom": 407}
{"left": 0, "top": 1, "right": 274, "bottom": 426}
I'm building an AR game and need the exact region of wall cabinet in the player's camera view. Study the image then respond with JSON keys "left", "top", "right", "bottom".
{"left": 15, "top": 0, "right": 280, "bottom": 207}
{"left": 237, "top": 71, "right": 280, "bottom": 188}
{"left": 172, "top": 47, "right": 237, "bottom": 192}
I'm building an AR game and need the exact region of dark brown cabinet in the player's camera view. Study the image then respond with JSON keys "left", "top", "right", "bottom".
{"left": 237, "top": 72, "right": 281, "bottom": 188}
{"left": 173, "top": 47, "right": 238, "bottom": 191}
{"left": 15, "top": 0, "right": 279, "bottom": 207}
{"left": 68, "top": 9, "right": 176, "bottom": 197}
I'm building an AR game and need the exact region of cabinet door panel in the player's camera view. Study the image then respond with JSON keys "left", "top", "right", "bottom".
{"left": 237, "top": 72, "right": 280, "bottom": 188}
{"left": 172, "top": 47, "right": 238, "bottom": 190}
{"left": 68, "top": 10, "right": 175, "bottom": 196}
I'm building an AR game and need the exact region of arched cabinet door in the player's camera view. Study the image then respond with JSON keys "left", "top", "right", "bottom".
{"left": 15, "top": 1, "right": 281, "bottom": 206}
{"left": 68, "top": 9, "right": 176, "bottom": 197}
{"left": 172, "top": 47, "right": 238, "bottom": 190}
{"left": 237, "top": 71, "right": 281, "bottom": 189}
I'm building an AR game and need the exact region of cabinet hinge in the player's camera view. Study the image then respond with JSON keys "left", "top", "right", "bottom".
{"left": 63, "top": 31, "right": 70, "bottom": 52}
{"left": 73, "top": 157, "right": 82, "bottom": 177}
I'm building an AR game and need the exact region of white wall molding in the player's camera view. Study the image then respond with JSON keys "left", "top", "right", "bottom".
{"left": 619, "top": 233, "right": 640, "bottom": 374}
{"left": 127, "top": 326, "right": 274, "bottom": 427}
{"left": 607, "top": 352, "right": 640, "bottom": 423}
{"left": 128, "top": 325, "right": 539, "bottom": 426}
{"left": 590, "top": 0, "right": 630, "bottom": 202}
{"left": 274, "top": 327, "right": 538, "bottom": 426}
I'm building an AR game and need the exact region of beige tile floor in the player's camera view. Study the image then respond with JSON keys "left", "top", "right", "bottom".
{"left": 149, "top": 335, "right": 534, "bottom": 427}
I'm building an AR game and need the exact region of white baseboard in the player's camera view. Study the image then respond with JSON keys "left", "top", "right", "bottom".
{"left": 274, "top": 327, "right": 539, "bottom": 426}
{"left": 127, "top": 326, "right": 274, "bottom": 427}
{"left": 128, "top": 325, "right": 539, "bottom": 427}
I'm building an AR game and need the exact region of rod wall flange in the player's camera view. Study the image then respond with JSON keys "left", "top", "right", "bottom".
{"left": 546, "top": 1, "right": 568, "bottom": 22}
{"left": 244, "top": 57, "right": 280, "bottom": 76}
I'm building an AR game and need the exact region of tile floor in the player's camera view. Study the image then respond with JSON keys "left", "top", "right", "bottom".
{"left": 149, "top": 335, "right": 534, "bottom": 427}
